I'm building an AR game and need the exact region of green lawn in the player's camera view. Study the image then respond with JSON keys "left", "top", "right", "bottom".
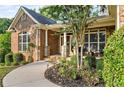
{"left": 0, "top": 66, "right": 17, "bottom": 87}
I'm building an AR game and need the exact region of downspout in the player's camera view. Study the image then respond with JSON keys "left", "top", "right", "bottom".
{"left": 116, "top": 5, "right": 120, "bottom": 30}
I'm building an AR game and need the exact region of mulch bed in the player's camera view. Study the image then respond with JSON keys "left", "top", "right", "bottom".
{"left": 44, "top": 65, "right": 104, "bottom": 87}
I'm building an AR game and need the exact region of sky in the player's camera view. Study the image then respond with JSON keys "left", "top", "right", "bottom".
{"left": 0, "top": 5, "right": 45, "bottom": 18}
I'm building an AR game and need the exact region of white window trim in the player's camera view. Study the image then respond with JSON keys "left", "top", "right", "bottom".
{"left": 85, "top": 28, "right": 106, "bottom": 52}
{"left": 19, "top": 32, "right": 30, "bottom": 52}
{"left": 60, "top": 28, "right": 106, "bottom": 54}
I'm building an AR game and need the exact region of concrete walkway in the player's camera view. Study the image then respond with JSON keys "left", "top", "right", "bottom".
{"left": 3, "top": 61, "right": 59, "bottom": 87}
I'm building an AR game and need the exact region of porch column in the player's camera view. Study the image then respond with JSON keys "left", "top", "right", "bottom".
{"left": 45, "top": 29, "right": 48, "bottom": 56}
{"left": 63, "top": 32, "right": 67, "bottom": 57}
{"left": 116, "top": 5, "right": 120, "bottom": 30}
{"left": 59, "top": 35, "right": 61, "bottom": 54}
{"left": 35, "top": 29, "right": 39, "bottom": 61}
{"left": 69, "top": 35, "right": 72, "bottom": 56}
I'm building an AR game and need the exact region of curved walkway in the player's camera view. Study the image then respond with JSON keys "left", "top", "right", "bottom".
{"left": 3, "top": 61, "right": 59, "bottom": 87}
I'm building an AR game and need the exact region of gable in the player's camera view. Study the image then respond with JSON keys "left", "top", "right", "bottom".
{"left": 15, "top": 12, "right": 36, "bottom": 31}
{"left": 8, "top": 6, "right": 57, "bottom": 31}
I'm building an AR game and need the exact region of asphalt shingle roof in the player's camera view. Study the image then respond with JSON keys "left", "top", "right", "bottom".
{"left": 22, "top": 6, "right": 56, "bottom": 25}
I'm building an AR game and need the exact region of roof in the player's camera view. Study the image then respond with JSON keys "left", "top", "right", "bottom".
{"left": 21, "top": 6, "right": 56, "bottom": 25}
{"left": 8, "top": 6, "right": 57, "bottom": 30}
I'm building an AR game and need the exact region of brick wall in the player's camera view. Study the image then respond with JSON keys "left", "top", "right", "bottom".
{"left": 48, "top": 30, "right": 60, "bottom": 55}
{"left": 11, "top": 31, "right": 33, "bottom": 61}
{"left": 11, "top": 12, "right": 36, "bottom": 61}
{"left": 39, "top": 29, "right": 45, "bottom": 60}
{"left": 39, "top": 29, "right": 60, "bottom": 59}
{"left": 11, "top": 32, "right": 19, "bottom": 53}
{"left": 11, "top": 13, "right": 60, "bottom": 61}
{"left": 119, "top": 5, "right": 124, "bottom": 27}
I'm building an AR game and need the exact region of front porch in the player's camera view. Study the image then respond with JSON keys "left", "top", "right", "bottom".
{"left": 34, "top": 15, "right": 116, "bottom": 61}
{"left": 59, "top": 26, "right": 115, "bottom": 59}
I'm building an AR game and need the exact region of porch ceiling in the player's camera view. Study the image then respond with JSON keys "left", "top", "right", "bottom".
{"left": 37, "top": 23, "right": 68, "bottom": 31}
{"left": 43, "top": 16, "right": 116, "bottom": 31}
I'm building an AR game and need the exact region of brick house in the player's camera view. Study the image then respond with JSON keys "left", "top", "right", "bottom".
{"left": 8, "top": 5, "right": 124, "bottom": 61}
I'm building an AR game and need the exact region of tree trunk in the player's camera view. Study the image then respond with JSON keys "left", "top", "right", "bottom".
{"left": 76, "top": 44, "right": 79, "bottom": 69}
{"left": 75, "top": 36, "right": 79, "bottom": 69}
{"left": 80, "top": 44, "right": 83, "bottom": 68}
{"left": 79, "top": 27, "right": 85, "bottom": 68}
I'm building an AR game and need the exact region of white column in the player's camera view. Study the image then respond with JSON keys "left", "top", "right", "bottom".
{"left": 88, "top": 30, "right": 90, "bottom": 52}
{"left": 63, "top": 32, "right": 67, "bottom": 57}
{"left": 38, "top": 30, "right": 40, "bottom": 60}
{"left": 59, "top": 35, "right": 61, "bottom": 54}
{"left": 97, "top": 29, "right": 100, "bottom": 52}
{"left": 38, "top": 30, "right": 41, "bottom": 46}
{"left": 45, "top": 29, "right": 48, "bottom": 56}
{"left": 35, "top": 29, "right": 38, "bottom": 61}
{"left": 69, "top": 35, "right": 72, "bottom": 56}
{"left": 116, "top": 5, "right": 120, "bottom": 30}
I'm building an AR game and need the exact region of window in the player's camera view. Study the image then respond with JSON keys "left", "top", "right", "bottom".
{"left": 84, "top": 29, "right": 106, "bottom": 54}
{"left": 99, "top": 31, "right": 106, "bottom": 52}
{"left": 19, "top": 32, "right": 30, "bottom": 52}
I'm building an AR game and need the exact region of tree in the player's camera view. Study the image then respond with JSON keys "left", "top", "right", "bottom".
{"left": 39, "top": 5, "right": 66, "bottom": 22}
{"left": 0, "top": 18, "right": 12, "bottom": 34}
{"left": 39, "top": 5, "right": 106, "bottom": 69}
{"left": 0, "top": 32, "right": 11, "bottom": 63}
{"left": 63, "top": 6, "right": 95, "bottom": 69}
{"left": 0, "top": 32, "right": 11, "bottom": 54}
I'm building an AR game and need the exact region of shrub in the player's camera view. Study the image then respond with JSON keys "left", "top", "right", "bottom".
{"left": 68, "top": 67, "right": 78, "bottom": 80}
{"left": 0, "top": 62, "right": 5, "bottom": 66}
{"left": 82, "top": 69, "right": 99, "bottom": 86}
{"left": 58, "top": 58, "right": 67, "bottom": 77}
{"left": 5, "top": 62, "right": 11, "bottom": 66}
{"left": 20, "top": 61, "right": 28, "bottom": 65}
{"left": 58, "top": 55, "right": 81, "bottom": 80}
{"left": 85, "top": 52, "right": 96, "bottom": 71}
{"left": 103, "top": 27, "right": 124, "bottom": 87}
{"left": 0, "top": 32, "right": 11, "bottom": 55}
{"left": 27, "top": 56, "right": 33, "bottom": 63}
{"left": 13, "top": 53, "right": 24, "bottom": 63}
{"left": 96, "top": 59, "right": 104, "bottom": 79}
{"left": 0, "top": 49, "right": 5, "bottom": 63}
{"left": 5, "top": 52, "right": 13, "bottom": 63}
{"left": 11, "top": 62, "right": 19, "bottom": 66}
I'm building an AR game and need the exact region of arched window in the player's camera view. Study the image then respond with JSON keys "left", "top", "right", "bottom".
{"left": 18, "top": 32, "right": 30, "bottom": 52}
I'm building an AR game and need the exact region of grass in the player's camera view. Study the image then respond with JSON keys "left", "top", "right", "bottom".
{"left": 0, "top": 66, "right": 17, "bottom": 87}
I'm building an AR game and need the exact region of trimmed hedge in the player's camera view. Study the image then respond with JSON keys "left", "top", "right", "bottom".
{"left": 13, "top": 53, "right": 24, "bottom": 63}
{"left": 5, "top": 62, "right": 11, "bottom": 66}
{"left": 11, "top": 62, "right": 19, "bottom": 66}
{"left": 20, "top": 61, "right": 28, "bottom": 65}
{"left": 5, "top": 52, "right": 13, "bottom": 63}
{"left": 0, "top": 49, "right": 5, "bottom": 63}
{"left": 103, "top": 27, "right": 124, "bottom": 87}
